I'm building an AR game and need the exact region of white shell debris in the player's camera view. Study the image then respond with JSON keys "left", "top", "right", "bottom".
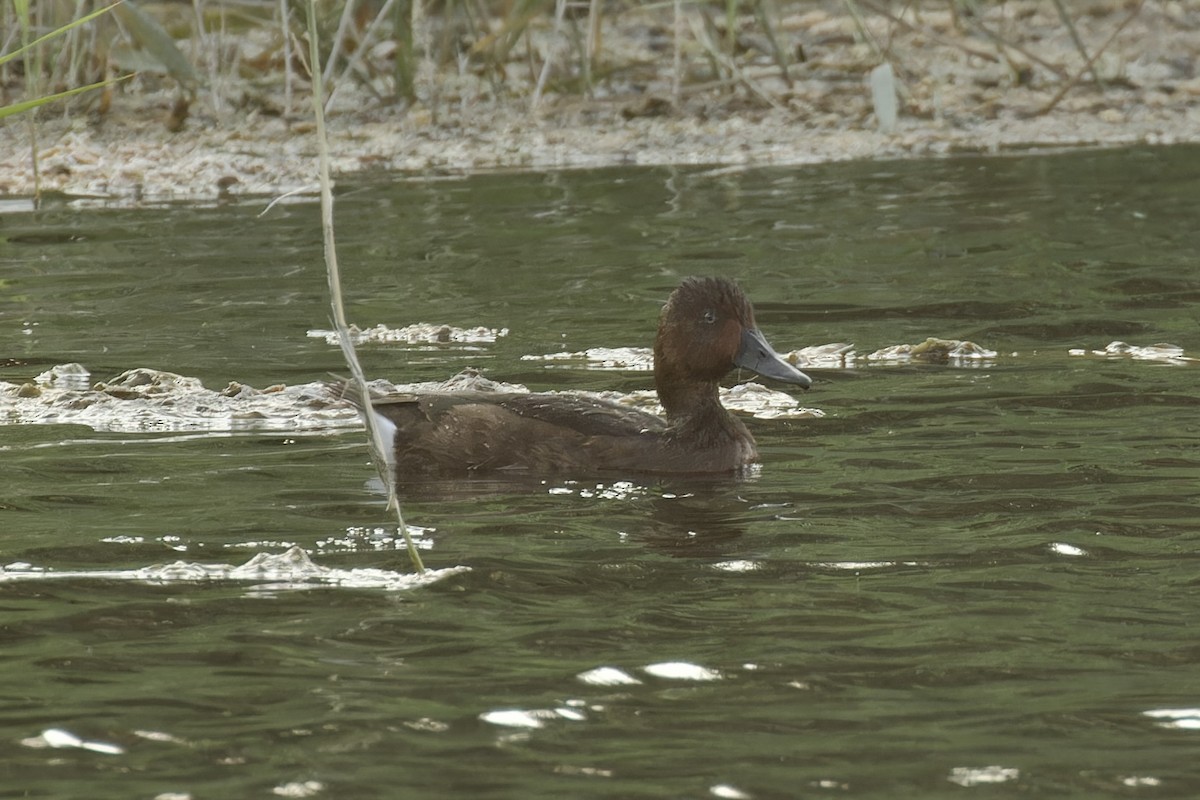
{"left": 307, "top": 323, "right": 507, "bottom": 346}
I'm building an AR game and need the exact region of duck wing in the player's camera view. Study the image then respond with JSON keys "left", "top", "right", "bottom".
{"left": 348, "top": 389, "right": 666, "bottom": 473}
{"left": 498, "top": 392, "right": 666, "bottom": 439}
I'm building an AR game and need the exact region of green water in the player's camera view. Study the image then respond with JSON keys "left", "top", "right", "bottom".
{"left": 2, "top": 146, "right": 1200, "bottom": 798}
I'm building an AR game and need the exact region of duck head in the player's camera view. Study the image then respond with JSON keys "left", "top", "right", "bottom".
{"left": 653, "top": 277, "right": 811, "bottom": 417}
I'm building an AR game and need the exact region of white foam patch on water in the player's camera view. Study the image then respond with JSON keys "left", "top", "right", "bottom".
{"left": 720, "top": 383, "right": 824, "bottom": 420}
{"left": 1, "top": 363, "right": 824, "bottom": 432}
{"left": 786, "top": 342, "right": 858, "bottom": 369}
{"left": 863, "top": 338, "right": 998, "bottom": 365}
{"left": 1068, "top": 341, "right": 1197, "bottom": 364}
{"left": 0, "top": 364, "right": 356, "bottom": 433}
{"left": 308, "top": 323, "right": 507, "bottom": 346}
{"left": 775, "top": 339, "right": 1005, "bottom": 369}
{"left": 520, "top": 338, "right": 1200, "bottom": 373}
{"left": 0, "top": 546, "right": 465, "bottom": 592}
{"left": 0, "top": 366, "right": 536, "bottom": 434}
{"left": 522, "top": 347, "right": 654, "bottom": 370}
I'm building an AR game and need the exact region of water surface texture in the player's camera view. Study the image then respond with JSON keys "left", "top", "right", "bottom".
{"left": 2, "top": 146, "right": 1200, "bottom": 798}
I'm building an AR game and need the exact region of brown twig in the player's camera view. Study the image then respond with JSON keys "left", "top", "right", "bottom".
{"left": 688, "top": 11, "right": 791, "bottom": 114}
{"left": 754, "top": 0, "right": 791, "bottom": 88}
{"left": 672, "top": 0, "right": 683, "bottom": 106}
{"left": 1050, "top": 0, "right": 1103, "bottom": 88}
{"left": 841, "top": 0, "right": 885, "bottom": 61}
{"left": 855, "top": 0, "right": 1000, "bottom": 64}
{"left": 1035, "top": 0, "right": 1146, "bottom": 116}
{"left": 964, "top": 16, "right": 1068, "bottom": 80}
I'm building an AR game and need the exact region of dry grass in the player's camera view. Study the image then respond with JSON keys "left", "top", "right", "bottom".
{"left": 1, "top": 0, "right": 1167, "bottom": 124}
{"left": 2, "top": 0, "right": 1196, "bottom": 201}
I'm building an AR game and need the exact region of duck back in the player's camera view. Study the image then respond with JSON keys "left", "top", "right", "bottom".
{"left": 368, "top": 391, "right": 678, "bottom": 474}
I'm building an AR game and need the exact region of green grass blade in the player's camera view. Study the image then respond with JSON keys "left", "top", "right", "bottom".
{"left": 0, "top": 2, "right": 123, "bottom": 68}
{"left": 0, "top": 75, "right": 131, "bottom": 120}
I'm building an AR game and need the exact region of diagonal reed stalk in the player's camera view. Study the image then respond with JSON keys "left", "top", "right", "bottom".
{"left": 14, "top": 0, "right": 42, "bottom": 205}
{"left": 305, "top": 0, "right": 426, "bottom": 574}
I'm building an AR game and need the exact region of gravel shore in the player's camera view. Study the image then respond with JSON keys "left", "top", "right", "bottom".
{"left": 1, "top": 0, "right": 1197, "bottom": 204}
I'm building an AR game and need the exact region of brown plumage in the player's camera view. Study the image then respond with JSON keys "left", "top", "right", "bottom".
{"left": 341, "top": 277, "right": 811, "bottom": 476}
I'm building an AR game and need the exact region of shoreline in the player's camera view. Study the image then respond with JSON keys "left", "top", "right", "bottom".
{"left": 1, "top": 0, "right": 1197, "bottom": 204}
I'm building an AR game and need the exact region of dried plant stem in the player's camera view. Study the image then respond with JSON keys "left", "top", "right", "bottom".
{"left": 855, "top": 0, "right": 999, "bottom": 64}
{"left": 531, "top": 0, "right": 568, "bottom": 110}
{"left": 586, "top": 0, "right": 601, "bottom": 70}
{"left": 754, "top": 0, "right": 791, "bottom": 87}
{"left": 1049, "top": 0, "right": 1102, "bottom": 88}
{"left": 412, "top": 0, "right": 435, "bottom": 115}
{"left": 16, "top": 0, "right": 42, "bottom": 206}
{"left": 964, "top": 16, "right": 1067, "bottom": 79}
{"left": 190, "top": 0, "right": 214, "bottom": 112}
{"left": 305, "top": 0, "right": 426, "bottom": 574}
{"left": 840, "top": 0, "right": 883, "bottom": 61}
{"left": 278, "top": 0, "right": 294, "bottom": 113}
{"left": 688, "top": 12, "right": 789, "bottom": 114}
{"left": 1036, "top": 0, "right": 1145, "bottom": 116}
{"left": 672, "top": 0, "right": 682, "bottom": 105}
{"left": 321, "top": 0, "right": 358, "bottom": 87}
{"left": 327, "top": 0, "right": 400, "bottom": 110}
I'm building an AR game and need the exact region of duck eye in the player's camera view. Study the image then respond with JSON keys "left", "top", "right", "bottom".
{"left": 702, "top": 309, "right": 717, "bottom": 324}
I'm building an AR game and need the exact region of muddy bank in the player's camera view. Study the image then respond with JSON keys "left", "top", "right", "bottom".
{"left": 1, "top": 0, "right": 1197, "bottom": 204}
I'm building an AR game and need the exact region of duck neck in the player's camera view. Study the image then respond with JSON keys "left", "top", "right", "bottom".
{"left": 655, "top": 374, "right": 739, "bottom": 436}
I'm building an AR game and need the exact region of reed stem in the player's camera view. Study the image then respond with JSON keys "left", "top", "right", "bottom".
{"left": 305, "top": 0, "right": 426, "bottom": 574}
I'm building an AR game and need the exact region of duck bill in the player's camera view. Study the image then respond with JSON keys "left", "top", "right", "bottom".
{"left": 735, "top": 327, "right": 813, "bottom": 389}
